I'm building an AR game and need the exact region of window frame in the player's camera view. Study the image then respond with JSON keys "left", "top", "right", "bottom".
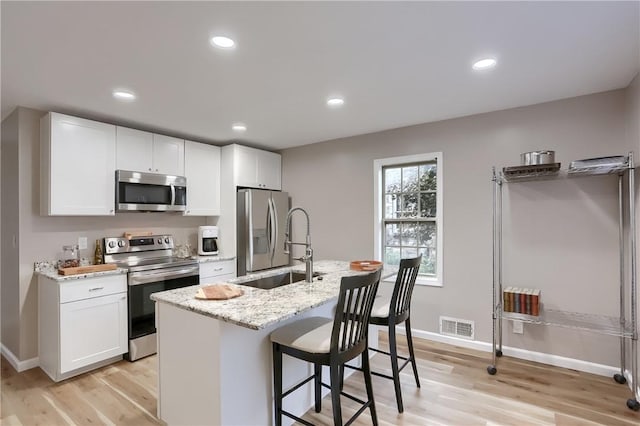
{"left": 373, "top": 152, "right": 443, "bottom": 287}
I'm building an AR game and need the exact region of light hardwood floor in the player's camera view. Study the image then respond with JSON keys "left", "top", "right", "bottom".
{"left": 2, "top": 334, "right": 639, "bottom": 425}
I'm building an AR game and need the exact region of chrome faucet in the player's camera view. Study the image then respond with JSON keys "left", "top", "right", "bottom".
{"left": 284, "top": 207, "right": 313, "bottom": 283}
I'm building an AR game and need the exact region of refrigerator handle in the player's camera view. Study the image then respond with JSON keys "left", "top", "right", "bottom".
{"left": 270, "top": 197, "right": 279, "bottom": 263}
{"left": 266, "top": 197, "right": 273, "bottom": 263}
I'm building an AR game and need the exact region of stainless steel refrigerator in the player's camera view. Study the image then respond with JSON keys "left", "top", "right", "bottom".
{"left": 237, "top": 189, "right": 290, "bottom": 276}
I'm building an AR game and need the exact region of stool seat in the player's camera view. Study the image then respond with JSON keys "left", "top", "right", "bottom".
{"left": 371, "top": 296, "right": 390, "bottom": 319}
{"left": 270, "top": 317, "right": 333, "bottom": 354}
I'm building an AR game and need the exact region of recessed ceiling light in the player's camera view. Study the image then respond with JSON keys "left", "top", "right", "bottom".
{"left": 210, "top": 36, "right": 235, "bottom": 49}
{"left": 112, "top": 90, "right": 136, "bottom": 101}
{"left": 472, "top": 58, "right": 497, "bottom": 71}
{"left": 232, "top": 123, "right": 247, "bottom": 132}
{"left": 326, "top": 97, "right": 345, "bottom": 107}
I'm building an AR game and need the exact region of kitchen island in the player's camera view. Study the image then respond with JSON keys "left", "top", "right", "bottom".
{"left": 151, "top": 260, "right": 379, "bottom": 426}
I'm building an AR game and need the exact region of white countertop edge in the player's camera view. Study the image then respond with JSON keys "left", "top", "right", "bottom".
{"left": 36, "top": 267, "right": 128, "bottom": 282}
{"left": 196, "top": 255, "right": 236, "bottom": 263}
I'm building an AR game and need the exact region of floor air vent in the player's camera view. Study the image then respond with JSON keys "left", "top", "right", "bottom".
{"left": 439, "top": 316, "right": 474, "bottom": 340}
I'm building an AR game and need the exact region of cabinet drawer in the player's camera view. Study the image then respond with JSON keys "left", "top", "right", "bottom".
{"left": 60, "top": 274, "right": 127, "bottom": 304}
{"left": 199, "top": 260, "right": 235, "bottom": 281}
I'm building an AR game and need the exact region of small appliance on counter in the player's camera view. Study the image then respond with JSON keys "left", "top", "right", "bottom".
{"left": 198, "top": 226, "right": 219, "bottom": 255}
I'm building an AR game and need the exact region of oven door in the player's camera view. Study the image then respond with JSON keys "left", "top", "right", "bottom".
{"left": 127, "top": 264, "right": 199, "bottom": 340}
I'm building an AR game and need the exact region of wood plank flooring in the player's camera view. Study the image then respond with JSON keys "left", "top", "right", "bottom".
{"left": 2, "top": 333, "right": 639, "bottom": 425}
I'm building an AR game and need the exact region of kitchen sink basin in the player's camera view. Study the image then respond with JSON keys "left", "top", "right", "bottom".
{"left": 237, "top": 271, "right": 322, "bottom": 290}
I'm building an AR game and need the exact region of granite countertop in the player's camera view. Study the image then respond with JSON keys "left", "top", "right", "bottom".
{"left": 35, "top": 264, "right": 128, "bottom": 282}
{"left": 151, "top": 260, "right": 374, "bottom": 330}
{"left": 196, "top": 255, "right": 235, "bottom": 263}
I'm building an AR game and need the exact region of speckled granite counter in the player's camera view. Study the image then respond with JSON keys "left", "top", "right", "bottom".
{"left": 34, "top": 262, "right": 128, "bottom": 282}
{"left": 151, "top": 260, "right": 366, "bottom": 330}
{"left": 196, "top": 255, "right": 235, "bottom": 264}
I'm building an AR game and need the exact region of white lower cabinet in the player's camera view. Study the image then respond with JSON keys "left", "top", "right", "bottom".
{"left": 199, "top": 259, "right": 236, "bottom": 284}
{"left": 39, "top": 274, "right": 128, "bottom": 382}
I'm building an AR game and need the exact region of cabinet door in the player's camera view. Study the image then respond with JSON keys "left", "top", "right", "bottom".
{"left": 233, "top": 144, "right": 259, "bottom": 188}
{"left": 184, "top": 141, "right": 220, "bottom": 216}
{"left": 116, "top": 126, "right": 153, "bottom": 172}
{"left": 257, "top": 150, "right": 282, "bottom": 190}
{"left": 199, "top": 259, "right": 236, "bottom": 283}
{"left": 46, "top": 113, "right": 116, "bottom": 215}
{"left": 59, "top": 292, "right": 127, "bottom": 374}
{"left": 153, "top": 134, "right": 185, "bottom": 175}
{"left": 233, "top": 145, "right": 281, "bottom": 190}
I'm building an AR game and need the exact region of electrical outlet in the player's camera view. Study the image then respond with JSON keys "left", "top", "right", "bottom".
{"left": 512, "top": 320, "right": 524, "bottom": 334}
{"left": 78, "top": 237, "right": 88, "bottom": 250}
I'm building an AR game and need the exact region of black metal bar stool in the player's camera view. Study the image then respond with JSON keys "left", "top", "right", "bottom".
{"left": 368, "top": 255, "right": 422, "bottom": 413}
{"left": 270, "top": 269, "right": 382, "bottom": 426}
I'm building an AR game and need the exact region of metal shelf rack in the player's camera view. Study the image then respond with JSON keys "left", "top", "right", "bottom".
{"left": 488, "top": 152, "right": 639, "bottom": 411}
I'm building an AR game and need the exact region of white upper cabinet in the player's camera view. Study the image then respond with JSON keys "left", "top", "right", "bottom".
{"left": 152, "top": 134, "right": 185, "bottom": 176}
{"left": 184, "top": 141, "right": 220, "bottom": 216}
{"left": 233, "top": 144, "right": 281, "bottom": 190}
{"left": 41, "top": 112, "right": 116, "bottom": 216}
{"left": 115, "top": 126, "right": 153, "bottom": 172}
{"left": 116, "top": 126, "right": 185, "bottom": 176}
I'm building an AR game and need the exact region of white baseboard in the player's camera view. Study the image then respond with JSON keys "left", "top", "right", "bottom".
{"left": 1, "top": 344, "right": 39, "bottom": 372}
{"left": 393, "top": 327, "right": 621, "bottom": 378}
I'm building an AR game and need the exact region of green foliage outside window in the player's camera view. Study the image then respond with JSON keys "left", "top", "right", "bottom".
{"left": 383, "top": 162, "right": 437, "bottom": 276}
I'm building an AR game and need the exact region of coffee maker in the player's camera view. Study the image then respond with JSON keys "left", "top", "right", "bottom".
{"left": 198, "top": 226, "right": 219, "bottom": 256}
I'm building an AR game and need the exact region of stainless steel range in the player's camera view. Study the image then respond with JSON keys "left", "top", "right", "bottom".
{"left": 103, "top": 234, "right": 199, "bottom": 361}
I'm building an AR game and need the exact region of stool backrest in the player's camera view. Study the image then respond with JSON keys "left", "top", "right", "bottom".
{"left": 331, "top": 269, "right": 382, "bottom": 360}
{"left": 389, "top": 255, "right": 422, "bottom": 324}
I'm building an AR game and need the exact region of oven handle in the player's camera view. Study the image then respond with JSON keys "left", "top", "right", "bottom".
{"left": 128, "top": 265, "right": 199, "bottom": 286}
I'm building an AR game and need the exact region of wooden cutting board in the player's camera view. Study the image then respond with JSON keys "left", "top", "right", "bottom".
{"left": 58, "top": 264, "right": 118, "bottom": 275}
{"left": 195, "top": 284, "right": 244, "bottom": 300}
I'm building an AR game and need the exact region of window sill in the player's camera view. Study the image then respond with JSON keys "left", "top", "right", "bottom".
{"left": 382, "top": 275, "right": 442, "bottom": 288}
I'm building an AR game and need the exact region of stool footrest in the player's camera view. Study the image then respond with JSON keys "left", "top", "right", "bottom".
{"left": 320, "top": 382, "right": 368, "bottom": 406}
{"left": 344, "top": 356, "right": 413, "bottom": 380}
{"left": 282, "top": 374, "right": 316, "bottom": 399}
{"left": 281, "top": 409, "right": 314, "bottom": 426}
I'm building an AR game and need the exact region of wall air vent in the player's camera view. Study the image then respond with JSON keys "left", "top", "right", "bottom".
{"left": 439, "top": 316, "right": 474, "bottom": 340}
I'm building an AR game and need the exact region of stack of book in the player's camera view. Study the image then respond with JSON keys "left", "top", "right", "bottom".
{"left": 503, "top": 287, "right": 541, "bottom": 316}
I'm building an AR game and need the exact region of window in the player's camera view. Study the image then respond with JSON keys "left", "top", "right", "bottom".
{"left": 374, "top": 152, "right": 443, "bottom": 286}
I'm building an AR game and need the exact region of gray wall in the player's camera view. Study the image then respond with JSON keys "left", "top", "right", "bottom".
{"left": 2, "top": 109, "right": 20, "bottom": 357}
{"left": 1, "top": 107, "right": 209, "bottom": 362}
{"left": 282, "top": 89, "right": 633, "bottom": 366}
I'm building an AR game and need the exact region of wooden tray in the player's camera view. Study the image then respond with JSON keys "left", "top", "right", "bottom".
{"left": 124, "top": 231, "right": 153, "bottom": 239}
{"left": 58, "top": 264, "right": 117, "bottom": 275}
{"left": 350, "top": 260, "right": 383, "bottom": 271}
{"left": 195, "top": 284, "right": 244, "bottom": 300}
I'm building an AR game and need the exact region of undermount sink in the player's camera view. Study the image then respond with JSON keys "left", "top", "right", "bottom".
{"left": 237, "top": 271, "right": 322, "bottom": 290}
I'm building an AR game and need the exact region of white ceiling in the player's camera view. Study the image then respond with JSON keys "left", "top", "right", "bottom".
{"left": 2, "top": 1, "right": 639, "bottom": 150}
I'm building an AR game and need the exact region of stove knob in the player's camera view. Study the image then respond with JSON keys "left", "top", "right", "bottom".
{"left": 108, "top": 241, "right": 116, "bottom": 249}
{"left": 117, "top": 240, "right": 125, "bottom": 247}
{"left": 164, "top": 237, "right": 170, "bottom": 244}
{"left": 157, "top": 238, "right": 163, "bottom": 244}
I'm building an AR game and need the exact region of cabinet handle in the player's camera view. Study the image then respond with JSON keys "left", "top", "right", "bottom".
{"left": 89, "top": 287, "right": 104, "bottom": 292}
{"left": 214, "top": 267, "right": 223, "bottom": 271}
{"left": 148, "top": 168, "right": 152, "bottom": 171}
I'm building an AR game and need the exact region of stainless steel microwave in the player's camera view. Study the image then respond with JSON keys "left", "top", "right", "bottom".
{"left": 116, "top": 170, "right": 187, "bottom": 212}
